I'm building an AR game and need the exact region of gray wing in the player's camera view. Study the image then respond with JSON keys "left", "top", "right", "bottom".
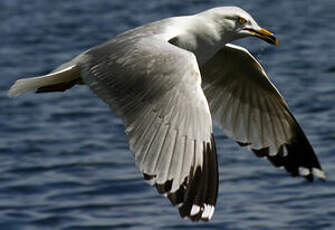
{"left": 78, "top": 37, "right": 218, "bottom": 221}
{"left": 201, "top": 43, "right": 325, "bottom": 181}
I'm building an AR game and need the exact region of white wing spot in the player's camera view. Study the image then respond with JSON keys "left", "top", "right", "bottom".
{"left": 201, "top": 204, "right": 215, "bottom": 219}
{"left": 209, "top": 206, "right": 215, "bottom": 219}
{"left": 312, "top": 168, "right": 326, "bottom": 180}
{"left": 282, "top": 145, "right": 288, "bottom": 157}
{"left": 190, "top": 205, "right": 201, "bottom": 216}
{"left": 298, "top": 167, "right": 311, "bottom": 176}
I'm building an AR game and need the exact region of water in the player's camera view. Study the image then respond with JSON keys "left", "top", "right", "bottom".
{"left": 1, "top": 0, "right": 335, "bottom": 229}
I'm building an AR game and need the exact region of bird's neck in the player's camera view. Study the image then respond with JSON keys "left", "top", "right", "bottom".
{"left": 171, "top": 16, "right": 233, "bottom": 65}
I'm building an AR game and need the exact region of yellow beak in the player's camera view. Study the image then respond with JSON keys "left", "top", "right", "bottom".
{"left": 254, "top": 28, "right": 279, "bottom": 46}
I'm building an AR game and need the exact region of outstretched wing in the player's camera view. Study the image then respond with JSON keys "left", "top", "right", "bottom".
{"left": 78, "top": 36, "right": 218, "bottom": 221}
{"left": 201, "top": 43, "right": 325, "bottom": 181}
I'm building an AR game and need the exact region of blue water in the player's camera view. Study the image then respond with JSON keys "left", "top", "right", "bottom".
{"left": 1, "top": 0, "right": 335, "bottom": 229}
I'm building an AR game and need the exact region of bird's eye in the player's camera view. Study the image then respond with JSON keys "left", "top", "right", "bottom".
{"left": 238, "top": 17, "right": 247, "bottom": 25}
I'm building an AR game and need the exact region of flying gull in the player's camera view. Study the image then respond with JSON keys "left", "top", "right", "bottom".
{"left": 8, "top": 6, "right": 325, "bottom": 221}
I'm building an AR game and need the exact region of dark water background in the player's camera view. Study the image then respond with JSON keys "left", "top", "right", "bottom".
{"left": 1, "top": 0, "right": 335, "bottom": 229}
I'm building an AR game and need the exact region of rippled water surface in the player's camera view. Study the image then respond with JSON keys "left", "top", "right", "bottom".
{"left": 1, "top": 0, "right": 335, "bottom": 229}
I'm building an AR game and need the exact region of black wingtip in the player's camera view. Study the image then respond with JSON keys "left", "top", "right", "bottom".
{"left": 146, "top": 134, "right": 219, "bottom": 222}
{"left": 179, "top": 134, "right": 219, "bottom": 221}
{"left": 240, "top": 121, "right": 326, "bottom": 182}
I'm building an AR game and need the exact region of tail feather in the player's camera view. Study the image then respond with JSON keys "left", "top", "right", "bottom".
{"left": 8, "top": 65, "right": 81, "bottom": 97}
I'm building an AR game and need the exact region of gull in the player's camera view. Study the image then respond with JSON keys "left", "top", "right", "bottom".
{"left": 8, "top": 7, "right": 325, "bottom": 221}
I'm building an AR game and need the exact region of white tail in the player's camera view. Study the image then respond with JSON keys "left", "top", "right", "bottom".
{"left": 8, "top": 65, "right": 81, "bottom": 97}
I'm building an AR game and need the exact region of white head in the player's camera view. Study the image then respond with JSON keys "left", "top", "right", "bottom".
{"left": 198, "top": 6, "right": 278, "bottom": 45}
